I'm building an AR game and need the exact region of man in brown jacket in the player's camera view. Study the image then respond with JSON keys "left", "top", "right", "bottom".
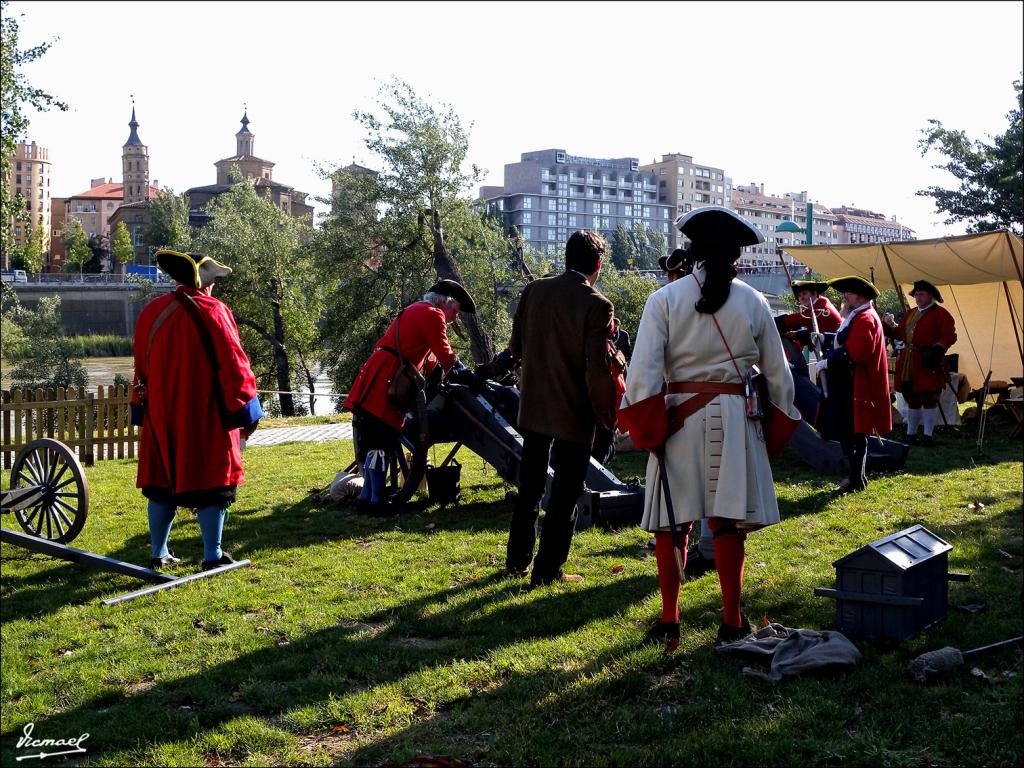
{"left": 505, "top": 230, "right": 617, "bottom": 587}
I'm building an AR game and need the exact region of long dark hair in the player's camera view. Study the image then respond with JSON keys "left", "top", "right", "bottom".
{"left": 687, "top": 241, "right": 740, "bottom": 314}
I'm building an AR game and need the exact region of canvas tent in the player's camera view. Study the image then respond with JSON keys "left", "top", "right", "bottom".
{"left": 783, "top": 230, "right": 1023, "bottom": 390}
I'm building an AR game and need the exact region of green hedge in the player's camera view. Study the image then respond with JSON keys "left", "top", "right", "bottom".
{"left": 4, "top": 334, "right": 133, "bottom": 360}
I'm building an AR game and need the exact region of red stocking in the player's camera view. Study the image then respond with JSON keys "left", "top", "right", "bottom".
{"left": 707, "top": 517, "right": 745, "bottom": 627}
{"left": 654, "top": 529, "right": 689, "bottom": 624}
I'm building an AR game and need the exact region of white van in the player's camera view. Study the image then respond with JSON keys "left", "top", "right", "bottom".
{"left": 1, "top": 269, "right": 28, "bottom": 283}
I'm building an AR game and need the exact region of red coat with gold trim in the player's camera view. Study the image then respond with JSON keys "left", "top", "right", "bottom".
{"left": 780, "top": 295, "right": 842, "bottom": 334}
{"left": 343, "top": 301, "right": 458, "bottom": 430}
{"left": 885, "top": 303, "right": 957, "bottom": 393}
{"left": 131, "top": 288, "right": 261, "bottom": 500}
{"left": 839, "top": 306, "right": 892, "bottom": 436}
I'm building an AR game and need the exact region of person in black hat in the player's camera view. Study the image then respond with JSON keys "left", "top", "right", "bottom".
{"left": 881, "top": 280, "right": 957, "bottom": 446}
{"left": 131, "top": 249, "right": 264, "bottom": 571}
{"left": 658, "top": 248, "right": 691, "bottom": 283}
{"left": 501, "top": 229, "right": 618, "bottom": 587}
{"left": 618, "top": 206, "right": 800, "bottom": 650}
{"left": 816, "top": 276, "right": 892, "bottom": 492}
{"left": 343, "top": 280, "right": 479, "bottom": 515}
{"left": 774, "top": 280, "right": 842, "bottom": 352}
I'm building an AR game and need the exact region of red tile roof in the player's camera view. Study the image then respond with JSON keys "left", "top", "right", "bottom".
{"left": 71, "top": 182, "right": 162, "bottom": 199}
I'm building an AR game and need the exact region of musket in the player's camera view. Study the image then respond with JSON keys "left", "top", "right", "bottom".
{"left": 776, "top": 248, "right": 828, "bottom": 395}
{"left": 655, "top": 448, "right": 686, "bottom": 583}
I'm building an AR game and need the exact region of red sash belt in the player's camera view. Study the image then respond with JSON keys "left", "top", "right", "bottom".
{"left": 666, "top": 381, "right": 745, "bottom": 438}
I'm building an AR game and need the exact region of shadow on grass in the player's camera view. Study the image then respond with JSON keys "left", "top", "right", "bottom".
{"left": 0, "top": 572, "right": 657, "bottom": 766}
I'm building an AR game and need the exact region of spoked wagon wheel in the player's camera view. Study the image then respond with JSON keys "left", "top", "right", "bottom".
{"left": 9, "top": 438, "right": 89, "bottom": 543}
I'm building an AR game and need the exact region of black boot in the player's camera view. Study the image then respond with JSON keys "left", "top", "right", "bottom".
{"left": 716, "top": 613, "right": 753, "bottom": 645}
{"left": 645, "top": 619, "right": 681, "bottom": 651}
{"left": 201, "top": 552, "right": 237, "bottom": 571}
{"left": 150, "top": 552, "right": 181, "bottom": 570}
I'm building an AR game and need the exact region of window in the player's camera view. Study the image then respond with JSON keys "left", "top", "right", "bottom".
{"left": 521, "top": 227, "right": 531, "bottom": 239}
{"left": 623, "top": 205, "right": 633, "bottom": 217}
{"left": 15, "top": 162, "right": 21, "bottom": 171}
{"left": 568, "top": 200, "right": 578, "bottom": 212}
{"left": 522, "top": 196, "right": 533, "bottom": 209}
{"left": 593, "top": 216, "right": 601, "bottom": 228}
{"left": 25, "top": 162, "right": 32, "bottom": 171}
{"left": 547, "top": 229, "right": 558, "bottom": 241}
{"left": 568, "top": 215, "right": 577, "bottom": 227}
{"left": 660, "top": 168, "right": 667, "bottom": 175}
{"left": 547, "top": 214, "right": 556, "bottom": 225}
{"left": 15, "top": 175, "right": 21, "bottom": 184}
{"left": 522, "top": 212, "right": 532, "bottom": 224}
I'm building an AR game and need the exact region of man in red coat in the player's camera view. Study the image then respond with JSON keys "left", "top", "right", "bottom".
{"left": 882, "top": 280, "right": 957, "bottom": 447}
{"left": 131, "top": 250, "right": 264, "bottom": 570}
{"left": 776, "top": 280, "right": 842, "bottom": 340}
{"left": 342, "top": 280, "right": 478, "bottom": 515}
{"left": 817, "top": 276, "right": 892, "bottom": 493}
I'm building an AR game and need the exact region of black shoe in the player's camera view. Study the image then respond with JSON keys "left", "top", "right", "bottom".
{"left": 716, "top": 614, "right": 753, "bottom": 645}
{"left": 684, "top": 546, "right": 717, "bottom": 577}
{"left": 645, "top": 619, "right": 680, "bottom": 651}
{"left": 357, "top": 499, "right": 400, "bottom": 517}
{"left": 201, "top": 552, "right": 237, "bottom": 571}
{"left": 919, "top": 435, "right": 935, "bottom": 447}
{"left": 150, "top": 552, "right": 180, "bottom": 570}
{"left": 905, "top": 434, "right": 919, "bottom": 446}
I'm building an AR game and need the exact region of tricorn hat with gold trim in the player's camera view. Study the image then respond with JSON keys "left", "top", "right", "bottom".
{"left": 828, "top": 275, "right": 879, "bottom": 300}
{"left": 155, "top": 249, "right": 232, "bottom": 289}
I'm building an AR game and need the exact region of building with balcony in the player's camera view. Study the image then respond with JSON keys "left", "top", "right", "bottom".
{"left": 830, "top": 205, "right": 915, "bottom": 244}
{"left": 4, "top": 140, "right": 52, "bottom": 268}
{"left": 479, "top": 149, "right": 673, "bottom": 264}
{"left": 640, "top": 153, "right": 728, "bottom": 250}
{"left": 729, "top": 184, "right": 837, "bottom": 271}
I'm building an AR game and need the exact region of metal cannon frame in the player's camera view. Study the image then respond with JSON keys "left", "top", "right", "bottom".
{"left": 359, "top": 380, "right": 645, "bottom": 530}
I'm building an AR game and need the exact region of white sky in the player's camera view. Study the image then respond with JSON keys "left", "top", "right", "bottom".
{"left": 9, "top": 0, "right": 1023, "bottom": 239}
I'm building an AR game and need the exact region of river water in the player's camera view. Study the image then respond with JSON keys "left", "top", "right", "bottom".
{"left": 0, "top": 357, "right": 340, "bottom": 414}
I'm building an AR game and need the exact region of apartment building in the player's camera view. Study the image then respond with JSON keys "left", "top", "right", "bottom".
{"left": 5, "top": 140, "right": 52, "bottom": 265}
{"left": 479, "top": 149, "right": 673, "bottom": 264}
{"left": 639, "top": 153, "right": 728, "bottom": 250}
{"left": 729, "top": 184, "right": 837, "bottom": 269}
{"left": 830, "top": 205, "right": 915, "bottom": 244}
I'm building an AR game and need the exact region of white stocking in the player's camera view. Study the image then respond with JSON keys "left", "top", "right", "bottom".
{"left": 906, "top": 407, "right": 923, "bottom": 436}
{"left": 922, "top": 408, "right": 939, "bottom": 436}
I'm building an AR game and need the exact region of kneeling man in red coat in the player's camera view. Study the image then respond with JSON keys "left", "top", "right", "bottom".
{"left": 131, "top": 250, "right": 264, "bottom": 571}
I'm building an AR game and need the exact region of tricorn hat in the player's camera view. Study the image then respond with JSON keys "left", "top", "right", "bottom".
{"left": 155, "top": 249, "right": 232, "bottom": 290}
{"left": 675, "top": 205, "right": 765, "bottom": 249}
{"left": 828, "top": 275, "right": 879, "bottom": 300}
{"left": 909, "top": 279, "right": 943, "bottom": 303}
{"left": 791, "top": 280, "right": 830, "bottom": 297}
{"left": 428, "top": 279, "right": 476, "bottom": 314}
{"left": 658, "top": 248, "right": 688, "bottom": 274}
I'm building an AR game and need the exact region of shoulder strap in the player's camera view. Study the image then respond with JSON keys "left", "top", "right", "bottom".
{"left": 173, "top": 291, "right": 231, "bottom": 422}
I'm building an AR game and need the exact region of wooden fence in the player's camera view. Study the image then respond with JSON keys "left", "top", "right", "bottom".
{"left": 1, "top": 386, "right": 138, "bottom": 468}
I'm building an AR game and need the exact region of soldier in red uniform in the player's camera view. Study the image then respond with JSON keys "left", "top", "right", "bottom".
{"left": 817, "top": 276, "right": 892, "bottom": 493}
{"left": 131, "top": 250, "right": 264, "bottom": 571}
{"left": 343, "top": 280, "right": 478, "bottom": 515}
{"left": 775, "top": 280, "right": 842, "bottom": 351}
{"left": 882, "top": 280, "right": 957, "bottom": 446}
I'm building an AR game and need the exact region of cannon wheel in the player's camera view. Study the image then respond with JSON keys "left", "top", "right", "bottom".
{"left": 9, "top": 438, "right": 89, "bottom": 543}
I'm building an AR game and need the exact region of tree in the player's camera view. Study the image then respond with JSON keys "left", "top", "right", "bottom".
{"left": 628, "top": 223, "right": 666, "bottom": 270}
{"left": 10, "top": 223, "right": 44, "bottom": 273}
{"left": 63, "top": 220, "right": 91, "bottom": 280}
{"left": 145, "top": 188, "right": 192, "bottom": 252}
{"left": 1, "top": 1, "right": 67, "bottom": 261}
{"left": 5, "top": 295, "right": 87, "bottom": 391}
{"left": 597, "top": 267, "right": 660, "bottom": 341}
{"left": 610, "top": 224, "right": 636, "bottom": 270}
{"left": 917, "top": 77, "right": 1023, "bottom": 236}
{"left": 195, "top": 181, "right": 320, "bottom": 417}
{"left": 112, "top": 220, "right": 133, "bottom": 268}
{"left": 314, "top": 79, "right": 532, "bottom": 396}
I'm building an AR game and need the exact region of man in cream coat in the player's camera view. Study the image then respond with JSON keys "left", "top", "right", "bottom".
{"left": 620, "top": 207, "right": 799, "bottom": 650}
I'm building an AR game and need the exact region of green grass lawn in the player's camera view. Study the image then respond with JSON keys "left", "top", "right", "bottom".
{"left": 1, "top": 424, "right": 1021, "bottom": 767}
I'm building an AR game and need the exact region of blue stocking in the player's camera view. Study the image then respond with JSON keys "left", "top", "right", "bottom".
{"left": 196, "top": 505, "right": 225, "bottom": 562}
{"left": 147, "top": 499, "right": 177, "bottom": 558}
{"left": 363, "top": 450, "right": 388, "bottom": 503}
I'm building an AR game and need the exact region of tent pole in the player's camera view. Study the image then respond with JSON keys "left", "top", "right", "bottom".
{"left": 1003, "top": 281, "right": 1024, "bottom": 365}
{"left": 881, "top": 244, "right": 909, "bottom": 313}
{"left": 1004, "top": 231, "right": 1023, "bottom": 285}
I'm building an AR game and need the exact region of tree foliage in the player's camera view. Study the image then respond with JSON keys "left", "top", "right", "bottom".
{"left": 596, "top": 267, "right": 660, "bottom": 339}
{"left": 4, "top": 294, "right": 86, "bottom": 390}
{"left": 112, "top": 220, "right": 133, "bottom": 267}
{"left": 145, "top": 189, "right": 193, "bottom": 252}
{"left": 610, "top": 224, "right": 636, "bottom": 270}
{"left": 9, "top": 224, "right": 44, "bottom": 273}
{"left": 63, "top": 220, "right": 91, "bottom": 278}
{"left": 1, "top": 0, "right": 67, "bottom": 261}
{"left": 917, "top": 77, "right": 1023, "bottom": 236}
{"left": 314, "top": 79, "right": 537, "bottom": 395}
{"left": 195, "top": 181, "right": 321, "bottom": 416}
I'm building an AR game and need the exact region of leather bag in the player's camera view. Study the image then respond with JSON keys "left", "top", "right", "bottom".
{"left": 386, "top": 308, "right": 425, "bottom": 411}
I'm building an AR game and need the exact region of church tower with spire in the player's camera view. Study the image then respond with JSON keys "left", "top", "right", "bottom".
{"left": 122, "top": 100, "right": 150, "bottom": 204}
{"left": 236, "top": 110, "right": 254, "bottom": 156}
{"left": 215, "top": 109, "right": 274, "bottom": 184}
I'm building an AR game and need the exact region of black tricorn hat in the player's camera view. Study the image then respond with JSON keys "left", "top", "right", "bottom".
{"left": 155, "top": 249, "right": 232, "bottom": 290}
{"left": 828, "top": 275, "right": 879, "bottom": 300}
{"left": 909, "top": 279, "right": 943, "bottom": 303}
{"left": 791, "top": 280, "right": 830, "bottom": 297}
{"left": 658, "top": 248, "right": 687, "bottom": 274}
{"left": 675, "top": 205, "right": 765, "bottom": 249}
{"left": 428, "top": 279, "right": 476, "bottom": 314}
